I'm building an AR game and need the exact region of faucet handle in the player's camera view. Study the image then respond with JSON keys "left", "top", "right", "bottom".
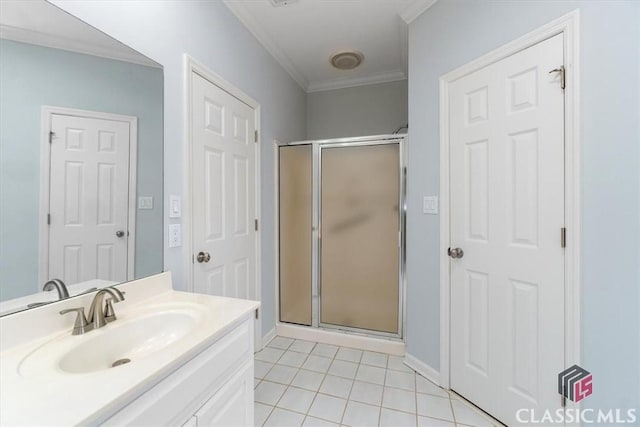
{"left": 104, "top": 298, "right": 117, "bottom": 323}
{"left": 60, "top": 307, "right": 93, "bottom": 335}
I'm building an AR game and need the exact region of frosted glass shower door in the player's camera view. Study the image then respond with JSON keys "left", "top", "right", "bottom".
{"left": 279, "top": 145, "right": 312, "bottom": 325}
{"left": 320, "top": 143, "right": 400, "bottom": 334}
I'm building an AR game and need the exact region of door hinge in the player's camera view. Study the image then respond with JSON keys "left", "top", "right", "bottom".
{"left": 48, "top": 131, "right": 56, "bottom": 144}
{"left": 255, "top": 309, "right": 259, "bottom": 319}
{"left": 561, "top": 227, "right": 567, "bottom": 248}
{"left": 549, "top": 65, "right": 566, "bottom": 90}
{"left": 254, "top": 219, "right": 259, "bottom": 231}
{"left": 47, "top": 213, "right": 50, "bottom": 225}
{"left": 192, "top": 254, "right": 194, "bottom": 264}
{"left": 254, "top": 130, "right": 258, "bottom": 143}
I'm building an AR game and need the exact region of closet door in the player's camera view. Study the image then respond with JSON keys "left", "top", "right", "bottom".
{"left": 279, "top": 145, "right": 312, "bottom": 325}
{"left": 320, "top": 143, "right": 400, "bottom": 334}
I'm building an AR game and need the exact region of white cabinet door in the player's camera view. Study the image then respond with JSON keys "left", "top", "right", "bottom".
{"left": 195, "top": 361, "right": 253, "bottom": 427}
{"left": 449, "top": 34, "right": 565, "bottom": 425}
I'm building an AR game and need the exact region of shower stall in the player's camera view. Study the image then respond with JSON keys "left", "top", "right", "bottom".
{"left": 278, "top": 135, "right": 406, "bottom": 339}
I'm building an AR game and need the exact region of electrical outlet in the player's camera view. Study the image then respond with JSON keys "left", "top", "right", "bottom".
{"left": 168, "top": 224, "right": 181, "bottom": 247}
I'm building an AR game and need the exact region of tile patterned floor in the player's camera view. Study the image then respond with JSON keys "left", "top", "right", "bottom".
{"left": 254, "top": 336, "right": 501, "bottom": 427}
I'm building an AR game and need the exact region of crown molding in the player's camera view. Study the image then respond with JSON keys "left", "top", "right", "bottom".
{"left": 0, "top": 24, "right": 160, "bottom": 69}
{"left": 399, "top": 0, "right": 438, "bottom": 24}
{"left": 306, "top": 70, "right": 406, "bottom": 93}
{"left": 223, "top": 0, "right": 309, "bottom": 90}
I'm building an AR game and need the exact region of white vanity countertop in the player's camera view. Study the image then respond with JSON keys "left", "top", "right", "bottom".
{"left": 0, "top": 272, "right": 259, "bottom": 426}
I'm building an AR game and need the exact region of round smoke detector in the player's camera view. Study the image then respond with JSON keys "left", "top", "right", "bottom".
{"left": 330, "top": 51, "right": 364, "bottom": 70}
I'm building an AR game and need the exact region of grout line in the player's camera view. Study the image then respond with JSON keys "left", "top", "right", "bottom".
{"left": 258, "top": 402, "right": 275, "bottom": 427}
{"left": 338, "top": 363, "right": 358, "bottom": 426}
{"left": 259, "top": 338, "right": 501, "bottom": 427}
{"left": 449, "top": 393, "right": 458, "bottom": 426}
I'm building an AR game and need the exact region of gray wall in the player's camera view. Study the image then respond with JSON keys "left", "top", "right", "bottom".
{"left": 407, "top": 0, "right": 639, "bottom": 416}
{"left": 306, "top": 80, "right": 408, "bottom": 140}
{"left": 0, "top": 39, "right": 163, "bottom": 300}
{"left": 52, "top": 0, "right": 307, "bottom": 336}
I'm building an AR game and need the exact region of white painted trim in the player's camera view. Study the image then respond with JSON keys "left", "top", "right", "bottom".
{"left": 306, "top": 71, "right": 407, "bottom": 93}
{"left": 399, "top": 0, "right": 438, "bottom": 24}
{"left": 0, "top": 24, "right": 160, "bottom": 69}
{"left": 38, "top": 111, "right": 51, "bottom": 293}
{"left": 222, "top": 1, "right": 308, "bottom": 90}
{"left": 183, "top": 54, "right": 262, "bottom": 350}
{"left": 127, "top": 119, "right": 138, "bottom": 281}
{"left": 438, "top": 73, "right": 451, "bottom": 389}
{"left": 260, "top": 327, "right": 277, "bottom": 351}
{"left": 438, "top": 10, "right": 581, "bottom": 415}
{"left": 272, "top": 139, "right": 282, "bottom": 343}
{"left": 404, "top": 352, "right": 440, "bottom": 385}
{"left": 39, "top": 106, "right": 138, "bottom": 285}
{"left": 276, "top": 323, "right": 406, "bottom": 356}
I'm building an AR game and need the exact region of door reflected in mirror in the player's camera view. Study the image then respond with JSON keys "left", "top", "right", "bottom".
{"left": 0, "top": 0, "right": 164, "bottom": 315}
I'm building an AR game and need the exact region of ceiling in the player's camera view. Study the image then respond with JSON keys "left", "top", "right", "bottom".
{"left": 0, "top": 0, "right": 159, "bottom": 68}
{"left": 224, "top": 0, "right": 436, "bottom": 92}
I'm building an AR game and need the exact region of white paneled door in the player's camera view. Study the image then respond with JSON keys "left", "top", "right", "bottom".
{"left": 449, "top": 34, "right": 565, "bottom": 425}
{"left": 191, "top": 72, "right": 257, "bottom": 303}
{"left": 48, "top": 113, "right": 131, "bottom": 284}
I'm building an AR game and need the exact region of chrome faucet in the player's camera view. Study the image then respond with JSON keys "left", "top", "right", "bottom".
{"left": 59, "top": 286, "right": 125, "bottom": 335}
{"left": 43, "top": 279, "right": 69, "bottom": 300}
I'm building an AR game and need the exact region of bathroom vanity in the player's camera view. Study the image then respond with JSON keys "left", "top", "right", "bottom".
{"left": 0, "top": 272, "right": 259, "bottom": 426}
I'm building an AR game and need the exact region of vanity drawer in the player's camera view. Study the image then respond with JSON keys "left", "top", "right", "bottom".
{"left": 102, "top": 318, "right": 253, "bottom": 426}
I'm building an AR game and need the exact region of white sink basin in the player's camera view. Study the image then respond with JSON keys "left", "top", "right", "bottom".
{"left": 18, "top": 304, "right": 205, "bottom": 377}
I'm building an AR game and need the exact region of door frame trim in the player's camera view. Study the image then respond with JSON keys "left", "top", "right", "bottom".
{"left": 183, "top": 55, "right": 262, "bottom": 347}
{"left": 39, "top": 106, "right": 138, "bottom": 286}
{"left": 438, "top": 9, "right": 581, "bottom": 409}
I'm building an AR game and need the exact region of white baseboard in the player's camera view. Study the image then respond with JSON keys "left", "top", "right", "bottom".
{"left": 276, "top": 323, "right": 405, "bottom": 356}
{"left": 260, "top": 327, "right": 276, "bottom": 351}
{"left": 404, "top": 352, "right": 441, "bottom": 385}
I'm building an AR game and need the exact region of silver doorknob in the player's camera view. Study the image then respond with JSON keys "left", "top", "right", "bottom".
{"left": 115, "top": 230, "right": 125, "bottom": 238}
{"left": 196, "top": 251, "right": 211, "bottom": 263}
{"left": 448, "top": 247, "right": 464, "bottom": 259}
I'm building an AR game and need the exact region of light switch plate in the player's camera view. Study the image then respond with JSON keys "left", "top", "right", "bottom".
{"left": 138, "top": 196, "right": 153, "bottom": 210}
{"left": 423, "top": 196, "right": 439, "bottom": 214}
{"left": 169, "top": 195, "right": 181, "bottom": 218}
{"left": 168, "top": 224, "right": 181, "bottom": 247}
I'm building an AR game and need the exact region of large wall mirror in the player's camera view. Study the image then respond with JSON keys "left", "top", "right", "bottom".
{"left": 0, "top": 0, "right": 164, "bottom": 315}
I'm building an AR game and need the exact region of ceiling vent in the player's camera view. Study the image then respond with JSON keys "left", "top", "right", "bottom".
{"left": 330, "top": 51, "right": 364, "bottom": 70}
{"left": 269, "top": 0, "right": 299, "bottom": 7}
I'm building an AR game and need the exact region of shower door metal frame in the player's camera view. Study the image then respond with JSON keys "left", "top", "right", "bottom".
{"left": 285, "top": 134, "right": 407, "bottom": 340}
